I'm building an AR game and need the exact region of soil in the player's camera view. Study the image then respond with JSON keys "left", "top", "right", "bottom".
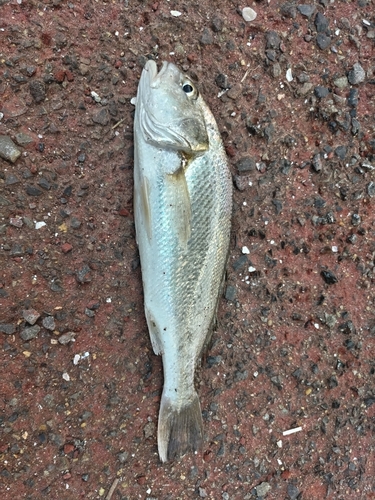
{"left": 1, "top": 1, "right": 375, "bottom": 499}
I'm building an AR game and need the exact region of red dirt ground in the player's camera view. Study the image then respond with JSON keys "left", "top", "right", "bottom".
{"left": 1, "top": 1, "right": 375, "bottom": 499}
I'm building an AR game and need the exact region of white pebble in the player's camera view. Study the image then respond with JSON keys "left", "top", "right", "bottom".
{"left": 286, "top": 68, "right": 293, "bottom": 82}
{"left": 90, "top": 91, "right": 101, "bottom": 103}
{"left": 73, "top": 354, "right": 81, "bottom": 365}
{"left": 170, "top": 10, "right": 182, "bottom": 17}
{"left": 130, "top": 97, "right": 136, "bottom": 106}
{"left": 34, "top": 221, "right": 46, "bottom": 229}
{"left": 62, "top": 372, "right": 70, "bottom": 381}
{"left": 332, "top": 245, "right": 338, "bottom": 253}
{"left": 242, "top": 7, "right": 257, "bottom": 22}
{"left": 248, "top": 266, "right": 256, "bottom": 273}
{"left": 242, "top": 246, "right": 250, "bottom": 254}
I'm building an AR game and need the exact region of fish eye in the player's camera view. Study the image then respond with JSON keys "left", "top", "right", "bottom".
{"left": 182, "top": 83, "right": 194, "bottom": 95}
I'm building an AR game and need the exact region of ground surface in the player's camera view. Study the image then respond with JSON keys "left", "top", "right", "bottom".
{"left": 1, "top": 0, "right": 375, "bottom": 499}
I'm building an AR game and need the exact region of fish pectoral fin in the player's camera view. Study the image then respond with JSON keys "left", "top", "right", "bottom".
{"left": 145, "top": 306, "right": 163, "bottom": 355}
{"left": 139, "top": 176, "right": 152, "bottom": 241}
{"left": 168, "top": 168, "right": 191, "bottom": 247}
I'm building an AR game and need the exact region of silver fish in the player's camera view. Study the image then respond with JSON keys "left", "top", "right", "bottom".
{"left": 133, "top": 60, "right": 232, "bottom": 462}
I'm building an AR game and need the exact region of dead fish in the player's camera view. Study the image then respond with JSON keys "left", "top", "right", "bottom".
{"left": 133, "top": 60, "right": 232, "bottom": 462}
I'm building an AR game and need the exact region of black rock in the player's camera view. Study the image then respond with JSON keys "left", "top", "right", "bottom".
{"left": 215, "top": 73, "right": 229, "bottom": 89}
{"left": 29, "top": 80, "right": 46, "bottom": 103}
{"left": 20, "top": 325, "right": 41, "bottom": 341}
{"left": 92, "top": 108, "right": 109, "bottom": 126}
{"left": 280, "top": 2, "right": 297, "bottom": 18}
{"left": 297, "top": 5, "right": 316, "bottom": 17}
{"left": 312, "top": 154, "right": 323, "bottom": 172}
{"left": 272, "top": 199, "right": 283, "bottom": 214}
{"left": 315, "top": 12, "right": 329, "bottom": 32}
{"left": 265, "top": 30, "right": 281, "bottom": 50}
{"left": 287, "top": 483, "right": 300, "bottom": 500}
{"left": 232, "top": 254, "right": 248, "bottom": 271}
{"left": 26, "top": 185, "right": 43, "bottom": 196}
{"left": 334, "top": 145, "right": 347, "bottom": 159}
{"left": 225, "top": 285, "right": 237, "bottom": 302}
{"left": 76, "top": 264, "right": 91, "bottom": 283}
{"left": 236, "top": 156, "right": 256, "bottom": 172}
{"left": 321, "top": 270, "right": 338, "bottom": 284}
{"left": 38, "top": 177, "right": 51, "bottom": 190}
{"left": 314, "top": 85, "right": 329, "bottom": 98}
{"left": 266, "top": 50, "right": 277, "bottom": 62}
{"left": 0, "top": 324, "right": 16, "bottom": 335}
{"left": 367, "top": 181, "right": 375, "bottom": 197}
{"left": 211, "top": 15, "right": 223, "bottom": 32}
{"left": 316, "top": 33, "right": 331, "bottom": 50}
{"left": 200, "top": 27, "right": 213, "bottom": 45}
{"left": 347, "top": 88, "right": 359, "bottom": 107}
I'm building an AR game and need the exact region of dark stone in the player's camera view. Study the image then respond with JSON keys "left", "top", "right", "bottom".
{"left": 287, "top": 483, "right": 300, "bottom": 500}
{"left": 316, "top": 33, "right": 331, "bottom": 50}
{"left": 297, "top": 5, "right": 316, "bottom": 17}
{"left": 265, "top": 30, "right": 281, "bottom": 50}
{"left": 280, "top": 2, "right": 297, "bottom": 18}
{"left": 347, "top": 63, "right": 365, "bottom": 85}
{"left": 0, "top": 324, "right": 16, "bottom": 335}
{"left": 225, "top": 285, "right": 237, "bottom": 302}
{"left": 314, "top": 85, "right": 329, "bottom": 98}
{"left": 20, "top": 325, "right": 41, "bottom": 341}
{"left": 29, "top": 80, "right": 46, "bottom": 103}
{"left": 321, "top": 270, "right": 338, "bottom": 284}
{"left": 236, "top": 156, "right": 256, "bottom": 172}
{"left": 347, "top": 88, "right": 359, "bottom": 107}
{"left": 312, "top": 154, "right": 323, "bottom": 172}
{"left": 266, "top": 50, "right": 277, "bottom": 62}
{"left": 10, "top": 244, "right": 24, "bottom": 256}
{"left": 368, "top": 181, "right": 375, "bottom": 197}
{"left": 232, "top": 254, "right": 248, "bottom": 271}
{"left": 38, "top": 177, "right": 51, "bottom": 190}
{"left": 215, "top": 73, "right": 229, "bottom": 89}
{"left": 315, "top": 12, "right": 329, "bottom": 32}
{"left": 334, "top": 145, "right": 347, "bottom": 159}
{"left": 211, "top": 15, "right": 223, "bottom": 32}
{"left": 76, "top": 264, "right": 91, "bottom": 283}
{"left": 26, "top": 185, "right": 43, "bottom": 196}
{"left": 206, "top": 356, "right": 222, "bottom": 367}
{"left": 272, "top": 199, "right": 283, "bottom": 214}
{"left": 92, "top": 108, "right": 109, "bottom": 126}
{"left": 200, "top": 27, "right": 213, "bottom": 45}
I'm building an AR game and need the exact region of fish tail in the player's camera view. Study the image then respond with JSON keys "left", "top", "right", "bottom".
{"left": 158, "top": 391, "right": 203, "bottom": 462}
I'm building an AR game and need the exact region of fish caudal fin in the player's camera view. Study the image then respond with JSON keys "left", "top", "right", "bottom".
{"left": 158, "top": 392, "right": 203, "bottom": 462}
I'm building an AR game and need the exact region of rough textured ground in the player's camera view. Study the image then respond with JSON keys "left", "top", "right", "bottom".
{"left": 1, "top": 0, "right": 375, "bottom": 499}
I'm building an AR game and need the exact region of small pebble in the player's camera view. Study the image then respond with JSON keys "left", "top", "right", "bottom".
{"left": 42, "top": 316, "right": 55, "bottom": 331}
{"left": 170, "top": 10, "right": 181, "bottom": 17}
{"left": 242, "top": 7, "right": 257, "bottom": 22}
{"left": 20, "top": 325, "right": 40, "bottom": 341}
{"left": 58, "top": 332, "right": 76, "bottom": 345}
{"left": 256, "top": 482, "right": 271, "bottom": 497}
{"left": 22, "top": 309, "right": 40, "bottom": 325}
{"left": 0, "top": 324, "right": 16, "bottom": 335}
{"left": 316, "top": 33, "right": 331, "bottom": 50}
{"left": 0, "top": 135, "right": 22, "bottom": 163}
{"left": 297, "top": 5, "right": 316, "bottom": 17}
{"left": 347, "top": 62, "right": 366, "bottom": 85}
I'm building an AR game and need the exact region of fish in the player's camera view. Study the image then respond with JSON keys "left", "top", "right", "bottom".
{"left": 133, "top": 60, "right": 232, "bottom": 462}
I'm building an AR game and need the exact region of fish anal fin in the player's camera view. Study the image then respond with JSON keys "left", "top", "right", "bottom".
{"left": 158, "top": 391, "right": 203, "bottom": 462}
{"left": 145, "top": 306, "right": 163, "bottom": 355}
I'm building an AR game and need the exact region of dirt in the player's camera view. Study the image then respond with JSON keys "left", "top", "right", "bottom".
{"left": 1, "top": 0, "right": 375, "bottom": 499}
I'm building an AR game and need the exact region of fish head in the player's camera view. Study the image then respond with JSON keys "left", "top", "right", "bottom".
{"left": 137, "top": 60, "right": 209, "bottom": 154}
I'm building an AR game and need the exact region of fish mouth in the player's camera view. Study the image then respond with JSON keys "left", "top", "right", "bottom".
{"left": 143, "top": 60, "right": 165, "bottom": 86}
